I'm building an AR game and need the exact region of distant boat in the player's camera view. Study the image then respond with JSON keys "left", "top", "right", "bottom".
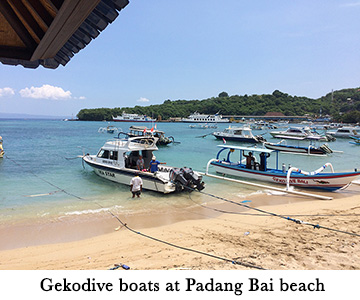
{"left": 270, "top": 127, "right": 327, "bottom": 141}
{"left": 264, "top": 140, "right": 333, "bottom": 156}
{"left": 182, "top": 112, "right": 230, "bottom": 123}
{"left": 207, "top": 145, "right": 360, "bottom": 191}
{"left": 113, "top": 112, "right": 156, "bottom": 122}
{"left": 127, "top": 125, "right": 175, "bottom": 146}
{"left": 349, "top": 135, "right": 360, "bottom": 145}
{"left": 327, "top": 127, "right": 359, "bottom": 138}
{"left": 98, "top": 124, "right": 120, "bottom": 134}
{"left": 213, "top": 126, "right": 266, "bottom": 143}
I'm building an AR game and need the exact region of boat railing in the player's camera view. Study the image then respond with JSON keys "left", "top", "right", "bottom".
{"left": 286, "top": 163, "right": 335, "bottom": 190}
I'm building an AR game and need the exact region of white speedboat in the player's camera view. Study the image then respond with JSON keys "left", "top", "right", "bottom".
{"left": 270, "top": 127, "right": 326, "bottom": 140}
{"left": 213, "top": 126, "right": 266, "bottom": 143}
{"left": 82, "top": 136, "right": 204, "bottom": 193}
{"left": 113, "top": 112, "right": 156, "bottom": 122}
{"left": 182, "top": 112, "right": 230, "bottom": 123}
{"left": 327, "top": 127, "right": 359, "bottom": 138}
{"left": 206, "top": 145, "right": 360, "bottom": 191}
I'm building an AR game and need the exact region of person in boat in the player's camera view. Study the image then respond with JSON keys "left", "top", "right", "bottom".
{"left": 136, "top": 155, "right": 145, "bottom": 171}
{"left": 243, "top": 151, "right": 255, "bottom": 169}
{"left": 149, "top": 155, "right": 166, "bottom": 173}
{"left": 130, "top": 172, "right": 143, "bottom": 198}
{"left": 259, "top": 152, "right": 270, "bottom": 171}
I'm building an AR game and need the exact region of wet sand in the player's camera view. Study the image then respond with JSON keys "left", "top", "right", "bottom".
{"left": 1, "top": 186, "right": 360, "bottom": 270}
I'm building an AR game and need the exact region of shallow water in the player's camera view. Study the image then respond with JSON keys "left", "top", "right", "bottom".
{"left": 0, "top": 119, "right": 359, "bottom": 227}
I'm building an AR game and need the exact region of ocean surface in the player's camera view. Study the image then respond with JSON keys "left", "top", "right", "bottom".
{"left": 0, "top": 119, "right": 359, "bottom": 228}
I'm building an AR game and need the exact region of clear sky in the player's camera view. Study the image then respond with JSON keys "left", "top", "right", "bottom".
{"left": 1, "top": 0, "right": 360, "bottom": 117}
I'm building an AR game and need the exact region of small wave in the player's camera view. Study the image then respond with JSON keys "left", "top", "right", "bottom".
{"left": 64, "top": 205, "right": 123, "bottom": 216}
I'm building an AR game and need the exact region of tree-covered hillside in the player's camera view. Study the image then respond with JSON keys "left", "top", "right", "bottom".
{"left": 77, "top": 88, "right": 360, "bottom": 122}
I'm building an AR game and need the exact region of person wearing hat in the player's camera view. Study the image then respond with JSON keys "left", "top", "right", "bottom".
{"left": 130, "top": 172, "right": 143, "bottom": 198}
{"left": 149, "top": 155, "right": 166, "bottom": 173}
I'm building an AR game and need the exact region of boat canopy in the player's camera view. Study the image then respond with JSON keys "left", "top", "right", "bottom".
{"left": 216, "top": 145, "right": 274, "bottom": 153}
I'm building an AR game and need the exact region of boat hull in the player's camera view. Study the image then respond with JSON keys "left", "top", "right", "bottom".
{"left": 213, "top": 134, "right": 259, "bottom": 143}
{"left": 83, "top": 156, "right": 175, "bottom": 193}
{"left": 210, "top": 160, "right": 360, "bottom": 191}
{"left": 264, "top": 143, "right": 325, "bottom": 155}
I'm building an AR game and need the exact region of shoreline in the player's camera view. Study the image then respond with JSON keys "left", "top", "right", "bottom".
{"left": 1, "top": 185, "right": 360, "bottom": 270}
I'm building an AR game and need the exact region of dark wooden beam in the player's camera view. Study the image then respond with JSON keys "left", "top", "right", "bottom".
{"left": 26, "top": 0, "right": 54, "bottom": 28}
{"left": 31, "top": 0, "right": 101, "bottom": 60}
{"left": 10, "top": 0, "right": 45, "bottom": 41}
{"left": 0, "top": 1, "right": 37, "bottom": 50}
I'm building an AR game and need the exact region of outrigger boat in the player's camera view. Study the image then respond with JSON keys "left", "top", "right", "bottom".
{"left": 207, "top": 145, "right": 360, "bottom": 191}
{"left": 263, "top": 140, "right": 333, "bottom": 156}
{"left": 82, "top": 136, "right": 204, "bottom": 193}
{"left": 0, "top": 136, "right": 4, "bottom": 158}
{"left": 349, "top": 135, "right": 360, "bottom": 145}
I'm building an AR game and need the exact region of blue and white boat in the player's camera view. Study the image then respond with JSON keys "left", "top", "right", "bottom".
{"left": 206, "top": 145, "right": 360, "bottom": 191}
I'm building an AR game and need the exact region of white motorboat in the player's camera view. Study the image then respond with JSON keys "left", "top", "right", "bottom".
{"left": 327, "top": 127, "right": 359, "bottom": 138}
{"left": 82, "top": 136, "right": 204, "bottom": 193}
{"left": 206, "top": 145, "right": 360, "bottom": 191}
{"left": 212, "top": 126, "right": 266, "bottom": 143}
{"left": 113, "top": 112, "right": 156, "bottom": 122}
{"left": 182, "top": 112, "right": 230, "bottom": 123}
{"left": 269, "top": 127, "right": 327, "bottom": 141}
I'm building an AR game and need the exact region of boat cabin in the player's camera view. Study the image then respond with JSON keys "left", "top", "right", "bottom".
{"left": 215, "top": 145, "right": 276, "bottom": 172}
{"left": 95, "top": 137, "right": 157, "bottom": 170}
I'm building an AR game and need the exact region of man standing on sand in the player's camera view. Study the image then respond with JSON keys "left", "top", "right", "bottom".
{"left": 130, "top": 172, "right": 143, "bottom": 198}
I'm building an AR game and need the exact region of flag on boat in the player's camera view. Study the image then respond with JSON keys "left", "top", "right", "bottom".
{"left": 143, "top": 128, "right": 147, "bottom": 133}
{"left": 222, "top": 138, "right": 226, "bottom": 144}
{"left": 150, "top": 127, "right": 154, "bottom": 132}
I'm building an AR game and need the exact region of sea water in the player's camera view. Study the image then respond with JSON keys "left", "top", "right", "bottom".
{"left": 0, "top": 119, "right": 359, "bottom": 228}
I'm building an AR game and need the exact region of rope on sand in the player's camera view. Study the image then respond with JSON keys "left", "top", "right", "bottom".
{"left": 4, "top": 155, "right": 266, "bottom": 270}
{"left": 183, "top": 185, "right": 360, "bottom": 238}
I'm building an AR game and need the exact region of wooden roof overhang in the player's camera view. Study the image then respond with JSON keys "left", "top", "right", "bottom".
{"left": 0, "top": 0, "right": 129, "bottom": 69}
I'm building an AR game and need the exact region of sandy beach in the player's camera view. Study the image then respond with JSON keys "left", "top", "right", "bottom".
{"left": 1, "top": 186, "right": 360, "bottom": 270}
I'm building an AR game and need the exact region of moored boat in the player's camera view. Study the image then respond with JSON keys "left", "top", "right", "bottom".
{"left": 212, "top": 126, "right": 266, "bottom": 143}
{"left": 113, "top": 112, "right": 156, "bottom": 122}
{"left": 182, "top": 112, "right": 230, "bottom": 123}
{"left": 82, "top": 136, "right": 204, "bottom": 193}
{"left": 270, "top": 127, "right": 327, "bottom": 141}
{"left": 127, "top": 125, "right": 174, "bottom": 146}
{"left": 327, "top": 126, "right": 359, "bottom": 138}
{"left": 207, "top": 145, "right": 360, "bottom": 191}
{"left": 263, "top": 140, "right": 333, "bottom": 155}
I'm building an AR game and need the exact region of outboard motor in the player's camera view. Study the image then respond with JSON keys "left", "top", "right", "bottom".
{"left": 170, "top": 167, "right": 205, "bottom": 191}
{"left": 169, "top": 168, "right": 188, "bottom": 191}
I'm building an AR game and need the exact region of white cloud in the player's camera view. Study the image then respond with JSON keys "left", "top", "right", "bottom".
{"left": 0, "top": 87, "right": 15, "bottom": 97}
{"left": 137, "top": 97, "right": 150, "bottom": 103}
{"left": 19, "top": 84, "right": 72, "bottom": 100}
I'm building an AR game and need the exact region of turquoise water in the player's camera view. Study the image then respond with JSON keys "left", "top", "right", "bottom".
{"left": 0, "top": 119, "right": 359, "bottom": 226}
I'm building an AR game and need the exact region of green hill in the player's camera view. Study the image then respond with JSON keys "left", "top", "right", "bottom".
{"left": 77, "top": 88, "right": 360, "bottom": 122}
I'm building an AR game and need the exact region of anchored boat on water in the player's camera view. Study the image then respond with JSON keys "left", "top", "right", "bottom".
{"left": 206, "top": 145, "right": 360, "bottom": 191}
{"left": 0, "top": 136, "right": 4, "bottom": 158}
{"left": 126, "top": 125, "right": 175, "bottom": 146}
{"left": 263, "top": 140, "right": 333, "bottom": 156}
{"left": 82, "top": 136, "right": 204, "bottom": 193}
{"left": 213, "top": 126, "right": 266, "bottom": 143}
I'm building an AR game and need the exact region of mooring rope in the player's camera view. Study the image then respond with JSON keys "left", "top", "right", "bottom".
{"left": 4, "top": 155, "right": 265, "bottom": 270}
{"left": 184, "top": 185, "right": 360, "bottom": 238}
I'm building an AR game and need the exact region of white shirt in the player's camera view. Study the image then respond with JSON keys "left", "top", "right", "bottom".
{"left": 130, "top": 176, "right": 143, "bottom": 192}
